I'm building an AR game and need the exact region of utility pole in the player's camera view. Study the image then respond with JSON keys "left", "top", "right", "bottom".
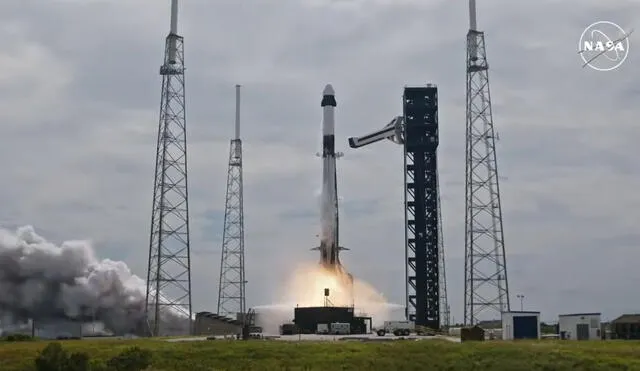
{"left": 516, "top": 294, "right": 524, "bottom": 311}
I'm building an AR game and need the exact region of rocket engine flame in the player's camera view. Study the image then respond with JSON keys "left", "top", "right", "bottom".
{"left": 0, "top": 226, "right": 188, "bottom": 335}
{"left": 254, "top": 263, "right": 401, "bottom": 333}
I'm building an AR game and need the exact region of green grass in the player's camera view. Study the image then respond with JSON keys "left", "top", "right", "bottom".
{"left": 2, "top": 338, "right": 640, "bottom": 371}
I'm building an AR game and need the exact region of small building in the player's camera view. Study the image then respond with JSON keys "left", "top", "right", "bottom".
{"left": 448, "top": 327, "right": 462, "bottom": 337}
{"left": 293, "top": 306, "right": 368, "bottom": 335}
{"left": 193, "top": 312, "right": 242, "bottom": 336}
{"left": 501, "top": 311, "right": 541, "bottom": 340}
{"left": 558, "top": 313, "right": 601, "bottom": 340}
{"left": 611, "top": 314, "right": 640, "bottom": 340}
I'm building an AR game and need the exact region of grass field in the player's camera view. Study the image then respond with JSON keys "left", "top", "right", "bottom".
{"left": 2, "top": 338, "right": 640, "bottom": 370}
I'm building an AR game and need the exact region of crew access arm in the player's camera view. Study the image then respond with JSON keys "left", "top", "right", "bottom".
{"left": 347, "top": 116, "right": 405, "bottom": 148}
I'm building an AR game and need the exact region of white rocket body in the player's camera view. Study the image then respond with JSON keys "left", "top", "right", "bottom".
{"left": 314, "top": 84, "right": 344, "bottom": 269}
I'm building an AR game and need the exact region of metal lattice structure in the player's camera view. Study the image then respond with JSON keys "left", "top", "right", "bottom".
{"left": 346, "top": 86, "right": 446, "bottom": 329}
{"left": 436, "top": 173, "right": 450, "bottom": 328}
{"left": 403, "top": 86, "right": 440, "bottom": 329}
{"left": 217, "top": 85, "right": 246, "bottom": 319}
{"left": 145, "top": 27, "right": 192, "bottom": 336}
{"left": 463, "top": 11, "right": 510, "bottom": 325}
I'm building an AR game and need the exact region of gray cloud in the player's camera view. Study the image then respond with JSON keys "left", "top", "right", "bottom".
{"left": 0, "top": 0, "right": 637, "bottom": 324}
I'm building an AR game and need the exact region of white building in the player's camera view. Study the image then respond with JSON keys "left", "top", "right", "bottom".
{"left": 501, "top": 311, "right": 541, "bottom": 340}
{"left": 558, "top": 313, "right": 601, "bottom": 340}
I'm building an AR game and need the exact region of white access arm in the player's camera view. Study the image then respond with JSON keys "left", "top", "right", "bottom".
{"left": 347, "top": 116, "right": 404, "bottom": 148}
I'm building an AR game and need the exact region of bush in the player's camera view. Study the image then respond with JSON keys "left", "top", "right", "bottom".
{"left": 88, "top": 360, "right": 110, "bottom": 371}
{"left": 34, "top": 343, "right": 90, "bottom": 371}
{"left": 34, "top": 343, "right": 152, "bottom": 371}
{"left": 67, "top": 352, "right": 91, "bottom": 371}
{"left": 4, "top": 333, "right": 34, "bottom": 341}
{"left": 106, "top": 347, "right": 152, "bottom": 371}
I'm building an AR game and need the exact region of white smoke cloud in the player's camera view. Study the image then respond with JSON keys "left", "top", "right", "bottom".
{"left": 0, "top": 225, "right": 187, "bottom": 335}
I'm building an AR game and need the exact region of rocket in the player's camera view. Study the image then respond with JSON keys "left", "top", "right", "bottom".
{"left": 312, "top": 84, "right": 348, "bottom": 270}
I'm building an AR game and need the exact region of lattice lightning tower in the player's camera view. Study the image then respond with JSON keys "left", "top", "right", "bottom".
{"left": 217, "top": 85, "right": 247, "bottom": 319}
{"left": 145, "top": 0, "right": 192, "bottom": 336}
{"left": 463, "top": 0, "right": 510, "bottom": 325}
{"left": 436, "top": 173, "right": 450, "bottom": 328}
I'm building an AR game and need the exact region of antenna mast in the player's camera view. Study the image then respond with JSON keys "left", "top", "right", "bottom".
{"left": 217, "top": 85, "right": 247, "bottom": 319}
{"left": 235, "top": 84, "right": 241, "bottom": 140}
{"left": 145, "top": 0, "right": 193, "bottom": 336}
{"left": 469, "top": 0, "right": 477, "bottom": 31}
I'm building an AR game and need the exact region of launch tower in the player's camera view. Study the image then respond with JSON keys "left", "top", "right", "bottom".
{"left": 346, "top": 85, "right": 443, "bottom": 330}
{"left": 463, "top": 0, "right": 510, "bottom": 325}
{"left": 402, "top": 86, "right": 440, "bottom": 329}
{"left": 145, "top": 0, "right": 192, "bottom": 336}
{"left": 217, "top": 85, "right": 247, "bottom": 319}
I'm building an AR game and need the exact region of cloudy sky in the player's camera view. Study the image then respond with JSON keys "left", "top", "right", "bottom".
{"left": 0, "top": 0, "right": 638, "bottom": 324}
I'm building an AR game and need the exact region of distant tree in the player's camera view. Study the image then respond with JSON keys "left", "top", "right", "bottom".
{"left": 540, "top": 322, "right": 558, "bottom": 334}
{"left": 4, "top": 333, "right": 34, "bottom": 341}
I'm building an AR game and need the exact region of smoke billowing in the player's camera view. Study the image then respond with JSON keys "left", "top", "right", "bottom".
{"left": 0, "top": 226, "right": 187, "bottom": 334}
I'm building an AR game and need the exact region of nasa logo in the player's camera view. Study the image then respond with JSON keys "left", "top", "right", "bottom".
{"left": 578, "top": 21, "right": 630, "bottom": 71}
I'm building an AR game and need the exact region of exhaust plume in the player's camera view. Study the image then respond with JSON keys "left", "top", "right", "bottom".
{"left": 0, "top": 225, "right": 187, "bottom": 334}
{"left": 255, "top": 263, "right": 403, "bottom": 333}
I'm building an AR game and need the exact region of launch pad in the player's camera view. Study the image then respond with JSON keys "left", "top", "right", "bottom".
{"left": 292, "top": 306, "right": 371, "bottom": 335}
{"left": 284, "top": 282, "right": 370, "bottom": 336}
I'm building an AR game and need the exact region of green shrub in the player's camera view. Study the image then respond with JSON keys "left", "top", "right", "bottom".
{"left": 34, "top": 343, "right": 90, "bottom": 371}
{"left": 88, "top": 359, "right": 110, "bottom": 371}
{"left": 34, "top": 343, "right": 68, "bottom": 371}
{"left": 106, "top": 347, "right": 152, "bottom": 371}
{"left": 33, "top": 344, "right": 152, "bottom": 371}
{"left": 4, "top": 333, "right": 34, "bottom": 341}
{"left": 67, "top": 352, "right": 91, "bottom": 371}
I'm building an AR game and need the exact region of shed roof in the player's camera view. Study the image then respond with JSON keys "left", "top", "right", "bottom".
{"left": 611, "top": 314, "right": 640, "bottom": 324}
{"left": 195, "top": 311, "right": 242, "bottom": 326}
{"left": 558, "top": 313, "right": 601, "bottom": 317}
{"left": 502, "top": 311, "right": 541, "bottom": 314}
